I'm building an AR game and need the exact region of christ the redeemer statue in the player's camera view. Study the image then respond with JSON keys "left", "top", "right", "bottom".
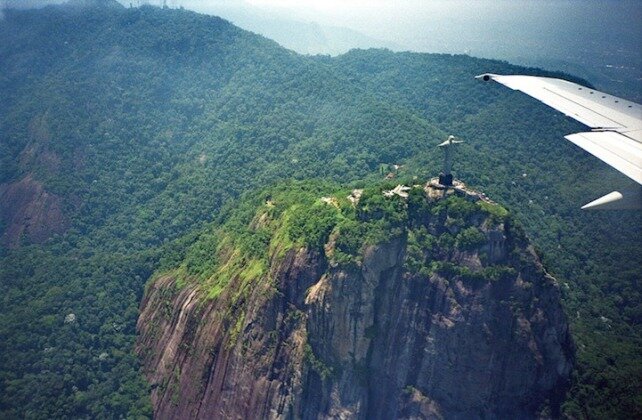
{"left": 438, "top": 135, "right": 463, "bottom": 186}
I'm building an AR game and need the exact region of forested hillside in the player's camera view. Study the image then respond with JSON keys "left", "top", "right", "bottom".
{"left": 0, "top": 2, "right": 639, "bottom": 418}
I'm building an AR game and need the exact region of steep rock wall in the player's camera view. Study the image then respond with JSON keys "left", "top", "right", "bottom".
{"left": 1, "top": 113, "right": 71, "bottom": 248}
{"left": 0, "top": 174, "right": 67, "bottom": 248}
{"left": 136, "top": 185, "right": 574, "bottom": 419}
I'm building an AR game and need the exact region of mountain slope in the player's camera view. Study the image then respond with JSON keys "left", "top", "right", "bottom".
{"left": 0, "top": 5, "right": 444, "bottom": 251}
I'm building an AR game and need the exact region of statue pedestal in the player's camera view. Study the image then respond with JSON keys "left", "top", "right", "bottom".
{"left": 438, "top": 173, "right": 453, "bottom": 186}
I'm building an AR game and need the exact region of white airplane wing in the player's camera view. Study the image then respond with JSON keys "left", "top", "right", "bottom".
{"left": 477, "top": 73, "right": 642, "bottom": 210}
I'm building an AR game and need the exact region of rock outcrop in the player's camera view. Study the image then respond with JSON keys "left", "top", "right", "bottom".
{"left": 136, "top": 181, "right": 574, "bottom": 419}
{"left": 1, "top": 112, "right": 71, "bottom": 248}
{"left": 0, "top": 174, "right": 68, "bottom": 248}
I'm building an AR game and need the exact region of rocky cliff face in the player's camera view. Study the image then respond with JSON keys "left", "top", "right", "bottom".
{"left": 136, "top": 181, "right": 574, "bottom": 419}
{"left": 0, "top": 174, "right": 68, "bottom": 248}
{"left": 0, "top": 113, "right": 69, "bottom": 248}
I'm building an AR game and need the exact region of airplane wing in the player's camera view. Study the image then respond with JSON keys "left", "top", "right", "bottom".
{"left": 477, "top": 73, "right": 642, "bottom": 210}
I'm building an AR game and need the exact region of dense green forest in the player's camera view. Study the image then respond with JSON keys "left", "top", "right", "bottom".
{"left": 0, "top": 2, "right": 639, "bottom": 418}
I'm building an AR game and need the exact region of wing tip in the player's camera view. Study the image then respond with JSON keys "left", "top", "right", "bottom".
{"left": 582, "top": 189, "right": 642, "bottom": 210}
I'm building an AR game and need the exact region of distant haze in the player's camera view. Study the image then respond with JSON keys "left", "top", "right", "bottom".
{"left": 147, "top": 0, "right": 642, "bottom": 99}
{"left": 3, "top": 0, "right": 65, "bottom": 7}
{"left": 3, "top": 0, "right": 641, "bottom": 99}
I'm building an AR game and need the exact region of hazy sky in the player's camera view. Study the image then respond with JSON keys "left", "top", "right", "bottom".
{"left": 3, "top": 0, "right": 64, "bottom": 7}
{"left": 4, "top": 0, "right": 640, "bottom": 54}
{"left": 2, "top": 0, "right": 640, "bottom": 98}
{"left": 163, "top": 0, "right": 642, "bottom": 69}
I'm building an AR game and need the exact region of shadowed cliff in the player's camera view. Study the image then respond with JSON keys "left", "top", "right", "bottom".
{"left": 136, "top": 180, "right": 574, "bottom": 419}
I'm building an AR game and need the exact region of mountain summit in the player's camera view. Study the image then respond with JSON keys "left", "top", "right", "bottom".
{"left": 137, "top": 180, "right": 574, "bottom": 418}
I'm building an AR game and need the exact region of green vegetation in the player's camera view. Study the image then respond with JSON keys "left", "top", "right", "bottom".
{"left": 456, "top": 227, "right": 487, "bottom": 251}
{"left": 304, "top": 344, "right": 333, "bottom": 380}
{"left": 287, "top": 201, "right": 342, "bottom": 249}
{"left": 0, "top": 3, "right": 639, "bottom": 419}
{"left": 332, "top": 185, "right": 410, "bottom": 264}
{"left": 428, "top": 262, "right": 517, "bottom": 284}
{"left": 478, "top": 200, "right": 509, "bottom": 219}
{"left": 168, "top": 181, "right": 347, "bottom": 303}
{"left": 174, "top": 180, "right": 515, "bottom": 311}
{"left": 158, "top": 179, "right": 511, "bottom": 312}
